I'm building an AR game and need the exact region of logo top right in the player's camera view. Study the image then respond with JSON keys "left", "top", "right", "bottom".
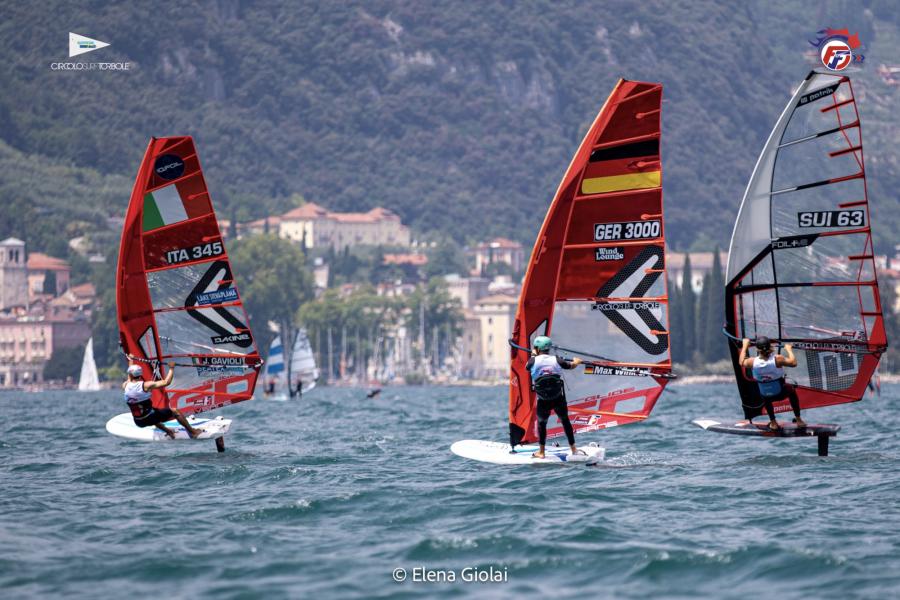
{"left": 809, "top": 28, "right": 865, "bottom": 71}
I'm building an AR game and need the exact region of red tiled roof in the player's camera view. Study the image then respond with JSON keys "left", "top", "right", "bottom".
{"left": 247, "top": 216, "right": 282, "bottom": 228}
{"left": 474, "top": 293, "right": 519, "bottom": 306}
{"left": 69, "top": 283, "right": 96, "bottom": 298}
{"left": 383, "top": 253, "right": 428, "bottom": 266}
{"left": 279, "top": 203, "right": 400, "bottom": 224}
{"left": 473, "top": 237, "right": 523, "bottom": 250}
{"left": 282, "top": 202, "right": 329, "bottom": 220}
{"left": 27, "top": 253, "right": 70, "bottom": 271}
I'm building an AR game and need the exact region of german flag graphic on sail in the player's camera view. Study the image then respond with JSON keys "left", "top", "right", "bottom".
{"left": 581, "top": 138, "right": 660, "bottom": 195}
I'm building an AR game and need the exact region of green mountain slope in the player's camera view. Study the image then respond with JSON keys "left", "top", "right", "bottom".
{"left": 1, "top": 0, "right": 898, "bottom": 254}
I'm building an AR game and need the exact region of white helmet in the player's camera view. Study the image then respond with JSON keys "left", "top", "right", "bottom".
{"left": 127, "top": 364, "right": 143, "bottom": 377}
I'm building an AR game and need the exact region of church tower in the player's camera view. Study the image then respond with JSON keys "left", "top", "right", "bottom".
{"left": 0, "top": 238, "right": 28, "bottom": 310}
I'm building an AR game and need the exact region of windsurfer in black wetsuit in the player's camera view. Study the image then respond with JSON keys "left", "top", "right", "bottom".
{"left": 526, "top": 336, "right": 583, "bottom": 459}
{"left": 123, "top": 356, "right": 200, "bottom": 439}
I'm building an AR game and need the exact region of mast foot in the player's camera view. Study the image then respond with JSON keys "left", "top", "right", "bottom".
{"left": 216, "top": 437, "right": 225, "bottom": 453}
{"left": 817, "top": 434, "right": 829, "bottom": 457}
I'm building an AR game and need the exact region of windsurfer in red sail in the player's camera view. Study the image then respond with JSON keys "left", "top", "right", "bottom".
{"left": 526, "top": 336, "right": 583, "bottom": 458}
{"left": 123, "top": 357, "right": 201, "bottom": 438}
{"left": 738, "top": 338, "right": 806, "bottom": 430}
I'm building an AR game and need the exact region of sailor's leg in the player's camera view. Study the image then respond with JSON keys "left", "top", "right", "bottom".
{"left": 155, "top": 423, "right": 176, "bottom": 439}
{"left": 534, "top": 400, "right": 550, "bottom": 457}
{"left": 786, "top": 384, "right": 805, "bottom": 426}
{"left": 554, "top": 398, "right": 577, "bottom": 450}
{"left": 171, "top": 408, "right": 201, "bottom": 438}
{"left": 763, "top": 399, "right": 780, "bottom": 430}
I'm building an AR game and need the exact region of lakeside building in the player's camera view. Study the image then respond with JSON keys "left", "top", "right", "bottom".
{"left": 468, "top": 238, "right": 525, "bottom": 276}
{"left": 240, "top": 202, "right": 411, "bottom": 250}
{"left": 27, "top": 252, "right": 71, "bottom": 298}
{"left": 0, "top": 318, "right": 91, "bottom": 387}
{"left": 0, "top": 239, "right": 94, "bottom": 388}
{"left": 467, "top": 293, "right": 518, "bottom": 379}
{"left": 444, "top": 274, "right": 490, "bottom": 310}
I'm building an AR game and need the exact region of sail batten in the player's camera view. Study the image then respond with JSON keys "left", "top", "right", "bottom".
{"left": 509, "top": 79, "right": 672, "bottom": 445}
{"left": 117, "top": 137, "right": 261, "bottom": 416}
{"left": 725, "top": 71, "right": 886, "bottom": 413}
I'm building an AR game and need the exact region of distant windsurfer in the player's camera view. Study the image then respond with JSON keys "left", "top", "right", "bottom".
{"left": 739, "top": 337, "right": 806, "bottom": 430}
{"left": 123, "top": 357, "right": 201, "bottom": 439}
{"left": 526, "top": 336, "right": 583, "bottom": 458}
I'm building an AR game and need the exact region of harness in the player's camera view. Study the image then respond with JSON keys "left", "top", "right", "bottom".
{"left": 124, "top": 380, "right": 153, "bottom": 419}
{"left": 752, "top": 354, "right": 785, "bottom": 398}
{"left": 530, "top": 354, "right": 565, "bottom": 402}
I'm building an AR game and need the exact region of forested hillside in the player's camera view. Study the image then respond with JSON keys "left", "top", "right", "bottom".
{"left": 1, "top": 0, "right": 898, "bottom": 258}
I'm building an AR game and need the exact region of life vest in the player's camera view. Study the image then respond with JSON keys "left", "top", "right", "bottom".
{"left": 530, "top": 353, "right": 562, "bottom": 380}
{"left": 752, "top": 354, "right": 785, "bottom": 398}
{"left": 124, "top": 380, "right": 153, "bottom": 419}
{"left": 530, "top": 354, "right": 565, "bottom": 401}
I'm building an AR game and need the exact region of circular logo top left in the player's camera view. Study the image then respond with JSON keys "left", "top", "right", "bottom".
{"left": 154, "top": 154, "right": 185, "bottom": 180}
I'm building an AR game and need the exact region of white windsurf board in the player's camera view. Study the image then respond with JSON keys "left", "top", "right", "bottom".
{"left": 451, "top": 439, "right": 605, "bottom": 465}
{"left": 106, "top": 412, "right": 231, "bottom": 442}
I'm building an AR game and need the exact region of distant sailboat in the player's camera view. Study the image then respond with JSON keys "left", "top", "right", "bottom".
{"left": 290, "top": 328, "right": 319, "bottom": 395}
{"left": 262, "top": 329, "right": 319, "bottom": 400}
{"left": 77, "top": 337, "right": 101, "bottom": 391}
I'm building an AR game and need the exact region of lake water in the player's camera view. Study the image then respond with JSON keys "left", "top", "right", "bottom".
{"left": 1, "top": 383, "right": 898, "bottom": 599}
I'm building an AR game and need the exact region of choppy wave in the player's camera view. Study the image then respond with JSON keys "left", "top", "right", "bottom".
{"left": 1, "top": 384, "right": 899, "bottom": 598}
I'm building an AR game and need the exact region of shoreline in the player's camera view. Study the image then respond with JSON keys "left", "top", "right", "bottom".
{"left": 4, "top": 373, "right": 896, "bottom": 393}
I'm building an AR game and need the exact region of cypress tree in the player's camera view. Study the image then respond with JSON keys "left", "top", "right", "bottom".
{"left": 680, "top": 254, "right": 696, "bottom": 358}
{"left": 696, "top": 271, "right": 712, "bottom": 364}
{"left": 667, "top": 278, "right": 684, "bottom": 363}
{"left": 228, "top": 206, "right": 238, "bottom": 240}
{"left": 704, "top": 249, "right": 726, "bottom": 361}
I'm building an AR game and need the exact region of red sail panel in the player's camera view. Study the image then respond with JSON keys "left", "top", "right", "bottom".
{"left": 117, "top": 137, "right": 262, "bottom": 415}
{"left": 724, "top": 72, "right": 887, "bottom": 415}
{"left": 509, "top": 80, "right": 672, "bottom": 445}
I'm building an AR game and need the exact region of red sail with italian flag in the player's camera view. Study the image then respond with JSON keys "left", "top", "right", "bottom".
{"left": 116, "top": 136, "right": 262, "bottom": 415}
{"left": 508, "top": 79, "right": 674, "bottom": 446}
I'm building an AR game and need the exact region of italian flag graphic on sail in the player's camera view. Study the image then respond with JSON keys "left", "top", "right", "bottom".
{"left": 142, "top": 184, "right": 205, "bottom": 231}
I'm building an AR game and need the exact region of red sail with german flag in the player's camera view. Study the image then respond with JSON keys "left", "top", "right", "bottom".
{"left": 116, "top": 136, "right": 262, "bottom": 415}
{"left": 508, "top": 79, "right": 674, "bottom": 446}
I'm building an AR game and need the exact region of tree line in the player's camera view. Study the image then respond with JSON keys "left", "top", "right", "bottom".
{"left": 667, "top": 250, "right": 728, "bottom": 368}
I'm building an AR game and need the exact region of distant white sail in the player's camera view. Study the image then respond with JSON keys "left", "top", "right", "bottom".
{"left": 290, "top": 328, "right": 319, "bottom": 394}
{"left": 261, "top": 335, "right": 288, "bottom": 400}
{"left": 77, "top": 337, "right": 101, "bottom": 391}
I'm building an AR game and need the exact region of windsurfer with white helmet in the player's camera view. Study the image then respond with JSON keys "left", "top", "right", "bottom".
{"left": 123, "top": 356, "right": 201, "bottom": 439}
{"left": 525, "top": 336, "right": 583, "bottom": 459}
{"left": 739, "top": 337, "right": 806, "bottom": 431}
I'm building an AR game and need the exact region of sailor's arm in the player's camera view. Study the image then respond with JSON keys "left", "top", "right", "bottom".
{"left": 778, "top": 344, "right": 798, "bottom": 368}
{"left": 557, "top": 356, "right": 583, "bottom": 369}
{"left": 145, "top": 362, "right": 176, "bottom": 390}
{"left": 739, "top": 338, "right": 754, "bottom": 368}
